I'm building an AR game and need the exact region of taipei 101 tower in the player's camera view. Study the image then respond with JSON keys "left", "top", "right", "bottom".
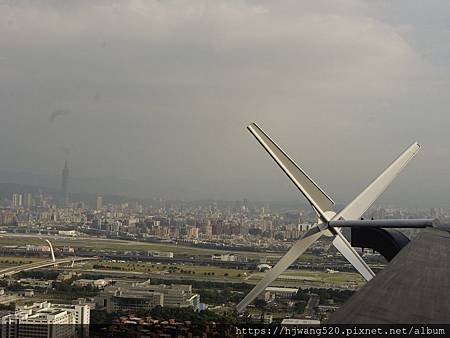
{"left": 61, "top": 160, "right": 69, "bottom": 206}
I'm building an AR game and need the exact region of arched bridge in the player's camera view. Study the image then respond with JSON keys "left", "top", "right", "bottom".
{"left": 0, "top": 257, "right": 98, "bottom": 278}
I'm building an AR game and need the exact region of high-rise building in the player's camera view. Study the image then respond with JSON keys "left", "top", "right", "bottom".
{"left": 23, "top": 193, "right": 32, "bottom": 210}
{"left": 11, "top": 193, "right": 22, "bottom": 209}
{"left": 1, "top": 211, "right": 15, "bottom": 225}
{"left": 188, "top": 226, "right": 199, "bottom": 239}
{"left": 61, "top": 160, "right": 69, "bottom": 206}
{"left": 203, "top": 225, "right": 213, "bottom": 238}
{"left": 96, "top": 196, "right": 103, "bottom": 210}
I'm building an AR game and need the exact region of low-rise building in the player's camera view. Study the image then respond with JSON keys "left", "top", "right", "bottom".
{"left": 56, "top": 271, "right": 80, "bottom": 282}
{"left": 211, "top": 253, "right": 237, "bottom": 262}
{"left": 25, "top": 245, "right": 50, "bottom": 253}
{"left": 72, "top": 297, "right": 96, "bottom": 310}
{"left": 95, "top": 280, "right": 200, "bottom": 313}
{"left": 58, "top": 230, "right": 77, "bottom": 237}
{"left": 95, "top": 285, "right": 164, "bottom": 314}
{"left": 265, "top": 287, "right": 298, "bottom": 299}
{"left": 148, "top": 251, "right": 174, "bottom": 258}
{"left": 15, "top": 289, "right": 34, "bottom": 297}
{"left": 17, "top": 279, "right": 53, "bottom": 289}
{"left": 73, "top": 278, "right": 110, "bottom": 289}
{"left": 249, "top": 314, "right": 273, "bottom": 324}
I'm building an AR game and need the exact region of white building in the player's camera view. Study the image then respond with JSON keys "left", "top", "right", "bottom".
{"left": 58, "top": 230, "right": 77, "bottom": 237}
{"left": 211, "top": 253, "right": 237, "bottom": 262}
{"left": 0, "top": 301, "right": 90, "bottom": 338}
{"left": 298, "top": 223, "right": 313, "bottom": 231}
{"left": 25, "top": 245, "right": 50, "bottom": 253}
{"left": 148, "top": 251, "right": 174, "bottom": 258}
{"left": 73, "top": 278, "right": 110, "bottom": 289}
{"left": 11, "top": 194, "right": 22, "bottom": 209}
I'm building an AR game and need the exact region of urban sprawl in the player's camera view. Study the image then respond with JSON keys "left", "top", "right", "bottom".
{"left": 0, "top": 163, "right": 445, "bottom": 336}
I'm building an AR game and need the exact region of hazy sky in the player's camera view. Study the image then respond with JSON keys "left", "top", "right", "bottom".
{"left": 1, "top": 0, "right": 450, "bottom": 206}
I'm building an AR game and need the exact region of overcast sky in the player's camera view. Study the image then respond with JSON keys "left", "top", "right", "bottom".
{"left": 1, "top": 0, "right": 450, "bottom": 206}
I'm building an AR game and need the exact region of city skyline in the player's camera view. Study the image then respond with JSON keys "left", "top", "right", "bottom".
{"left": 61, "top": 160, "right": 70, "bottom": 206}
{"left": 0, "top": 159, "right": 446, "bottom": 208}
{"left": 2, "top": 1, "right": 450, "bottom": 331}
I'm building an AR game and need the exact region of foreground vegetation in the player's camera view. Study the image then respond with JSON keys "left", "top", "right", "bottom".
{"left": 90, "top": 306, "right": 236, "bottom": 325}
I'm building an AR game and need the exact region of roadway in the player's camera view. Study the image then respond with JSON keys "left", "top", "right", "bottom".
{"left": 0, "top": 257, "right": 98, "bottom": 278}
{"left": 49, "top": 266, "right": 361, "bottom": 291}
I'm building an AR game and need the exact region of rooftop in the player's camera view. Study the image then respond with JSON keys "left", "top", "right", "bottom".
{"left": 328, "top": 229, "right": 450, "bottom": 324}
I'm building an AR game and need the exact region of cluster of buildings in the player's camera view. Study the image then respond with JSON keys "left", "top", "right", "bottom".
{"left": 94, "top": 280, "right": 201, "bottom": 314}
{"left": 0, "top": 192, "right": 320, "bottom": 251}
{"left": 1, "top": 162, "right": 447, "bottom": 251}
{"left": 0, "top": 244, "right": 73, "bottom": 257}
{"left": 2, "top": 193, "right": 447, "bottom": 255}
{"left": 0, "top": 162, "right": 320, "bottom": 246}
{"left": 0, "top": 278, "right": 202, "bottom": 337}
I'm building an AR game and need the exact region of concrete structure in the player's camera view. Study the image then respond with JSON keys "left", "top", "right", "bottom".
{"left": 56, "top": 271, "right": 80, "bottom": 282}
{"left": 58, "top": 230, "right": 76, "bottom": 237}
{"left": 15, "top": 289, "right": 34, "bottom": 297}
{"left": 95, "top": 284, "right": 164, "bottom": 314}
{"left": 265, "top": 287, "right": 298, "bottom": 299}
{"left": 95, "top": 280, "right": 200, "bottom": 313}
{"left": 211, "top": 253, "right": 236, "bottom": 262}
{"left": 17, "top": 279, "right": 53, "bottom": 289}
{"left": 148, "top": 251, "right": 174, "bottom": 258}
{"left": 11, "top": 194, "right": 22, "bottom": 209}
{"left": 25, "top": 245, "right": 51, "bottom": 253}
{"left": 61, "top": 160, "right": 69, "bottom": 207}
{"left": 96, "top": 196, "right": 103, "bottom": 211}
{"left": 73, "top": 279, "right": 110, "bottom": 289}
{"left": 237, "top": 123, "right": 423, "bottom": 312}
{"left": 23, "top": 193, "right": 32, "bottom": 210}
{"left": 0, "top": 301, "right": 89, "bottom": 338}
{"left": 328, "top": 229, "right": 450, "bottom": 324}
{"left": 72, "top": 298, "right": 96, "bottom": 310}
{"left": 249, "top": 314, "right": 273, "bottom": 324}
{"left": 44, "top": 240, "right": 55, "bottom": 262}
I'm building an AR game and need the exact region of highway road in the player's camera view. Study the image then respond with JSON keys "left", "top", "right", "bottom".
{"left": 0, "top": 257, "right": 98, "bottom": 278}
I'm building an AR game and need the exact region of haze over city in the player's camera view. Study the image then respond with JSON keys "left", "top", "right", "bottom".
{"left": 3, "top": 2, "right": 450, "bottom": 335}
{"left": 1, "top": 1, "right": 450, "bottom": 206}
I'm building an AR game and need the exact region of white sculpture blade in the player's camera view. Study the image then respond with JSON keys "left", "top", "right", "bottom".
{"left": 329, "top": 142, "right": 420, "bottom": 281}
{"left": 236, "top": 226, "right": 323, "bottom": 312}
{"left": 248, "top": 123, "right": 334, "bottom": 221}
{"left": 334, "top": 142, "right": 420, "bottom": 221}
{"left": 240, "top": 123, "right": 420, "bottom": 312}
{"left": 331, "top": 230, "right": 375, "bottom": 281}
